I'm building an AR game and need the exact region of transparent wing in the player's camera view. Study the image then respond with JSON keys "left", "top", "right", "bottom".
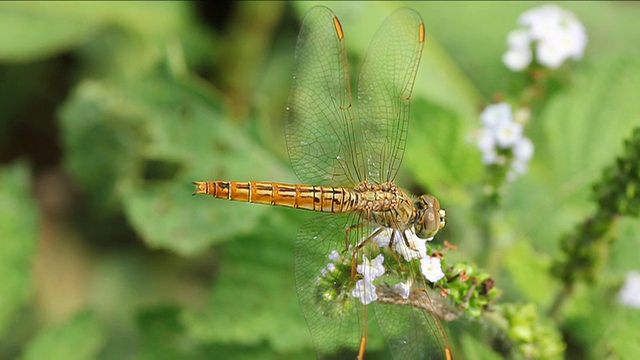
{"left": 295, "top": 212, "right": 371, "bottom": 358}
{"left": 285, "top": 6, "right": 363, "bottom": 186}
{"left": 374, "top": 283, "right": 454, "bottom": 359}
{"left": 357, "top": 8, "right": 425, "bottom": 183}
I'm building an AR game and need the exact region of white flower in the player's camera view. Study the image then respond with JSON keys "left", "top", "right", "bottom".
{"left": 481, "top": 147, "right": 499, "bottom": 165}
{"left": 618, "top": 270, "right": 640, "bottom": 308}
{"left": 536, "top": 37, "right": 568, "bottom": 69}
{"left": 507, "top": 28, "right": 531, "bottom": 50}
{"left": 513, "top": 137, "right": 534, "bottom": 163}
{"left": 352, "top": 279, "right": 378, "bottom": 305}
{"left": 503, "top": 29, "right": 533, "bottom": 71}
{"left": 420, "top": 256, "right": 445, "bottom": 283}
{"left": 564, "top": 20, "right": 588, "bottom": 60}
{"left": 519, "top": 5, "right": 565, "bottom": 40}
{"left": 480, "top": 103, "right": 513, "bottom": 129}
{"left": 326, "top": 262, "right": 336, "bottom": 273}
{"left": 394, "top": 282, "right": 411, "bottom": 299}
{"left": 474, "top": 102, "right": 535, "bottom": 177}
{"left": 371, "top": 227, "right": 392, "bottom": 247}
{"left": 356, "top": 254, "right": 385, "bottom": 280}
{"left": 503, "top": 48, "right": 532, "bottom": 72}
{"left": 504, "top": 4, "right": 587, "bottom": 71}
{"left": 393, "top": 230, "right": 428, "bottom": 261}
{"left": 476, "top": 128, "right": 496, "bottom": 152}
{"left": 328, "top": 250, "right": 340, "bottom": 262}
{"left": 495, "top": 121, "right": 523, "bottom": 148}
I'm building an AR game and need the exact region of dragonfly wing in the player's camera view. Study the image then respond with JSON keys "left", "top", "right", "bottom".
{"left": 286, "top": 6, "right": 363, "bottom": 186}
{"left": 295, "top": 212, "right": 372, "bottom": 358}
{"left": 374, "top": 286, "right": 453, "bottom": 360}
{"left": 357, "top": 8, "right": 425, "bottom": 183}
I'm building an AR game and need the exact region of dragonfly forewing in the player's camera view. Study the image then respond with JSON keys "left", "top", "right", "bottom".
{"left": 357, "top": 8, "right": 425, "bottom": 183}
{"left": 285, "top": 6, "right": 362, "bottom": 186}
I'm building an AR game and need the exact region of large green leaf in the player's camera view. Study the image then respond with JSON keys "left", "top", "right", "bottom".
{"left": 0, "top": 161, "right": 38, "bottom": 337}
{"left": 505, "top": 55, "right": 640, "bottom": 249}
{"left": 0, "top": 2, "right": 190, "bottom": 63}
{"left": 183, "top": 209, "right": 312, "bottom": 354}
{"left": 59, "top": 65, "right": 292, "bottom": 255}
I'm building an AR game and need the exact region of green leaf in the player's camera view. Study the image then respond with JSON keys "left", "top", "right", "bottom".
{"left": 183, "top": 210, "right": 311, "bottom": 354}
{"left": 505, "top": 54, "right": 640, "bottom": 249}
{"left": 0, "top": 2, "right": 189, "bottom": 63}
{"left": 502, "top": 240, "right": 555, "bottom": 306}
{"left": 21, "top": 311, "right": 105, "bottom": 360}
{"left": 135, "top": 305, "right": 205, "bottom": 360}
{"left": 565, "top": 285, "right": 640, "bottom": 359}
{"left": 59, "top": 62, "right": 292, "bottom": 255}
{"left": 405, "top": 99, "right": 482, "bottom": 201}
{"left": 0, "top": 161, "right": 38, "bottom": 337}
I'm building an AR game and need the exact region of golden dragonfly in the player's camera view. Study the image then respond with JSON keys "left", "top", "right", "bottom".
{"left": 195, "top": 6, "right": 454, "bottom": 359}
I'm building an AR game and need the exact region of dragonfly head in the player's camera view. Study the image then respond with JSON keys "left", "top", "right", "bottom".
{"left": 413, "top": 194, "right": 446, "bottom": 239}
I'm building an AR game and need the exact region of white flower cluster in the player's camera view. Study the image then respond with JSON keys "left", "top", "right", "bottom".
{"left": 350, "top": 227, "right": 445, "bottom": 305}
{"left": 352, "top": 254, "right": 386, "bottom": 305}
{"left": 372, "top": 227, "right": 444, "bottom": 283}
{"left": 503, "top": 4, "right": 587, "bottom": 71}
{"left": 475, "top": 103, "right": 534, "bottom": 179}
{"left": 618, "top": 270, "right": 640, "bottom": 308}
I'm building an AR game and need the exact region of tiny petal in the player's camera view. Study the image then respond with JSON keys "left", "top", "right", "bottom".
{"left": 619, "top": 270, "right": 640, "bottom": 308}
{"left": 519, "top": 5, "right": 564, "bottom": 40}
{"left": 420, "top": 256, "right": 445, "bottom": 283}
{"left": 507, "top": 28, "right": 531, "bottom": 50}
{"left": 536, "top": 38, "right": 568, "bottom": 69}
{"left": 503, "top": 48, "right": 532, "bottom": 71}
{"left": 326, "top": 262, "right": 336, "bottom": 272}
{"left": 476, "top": 128, "right": 496, "bottom": 152}
{"left": 356, "top": 254, "right": 385, "bottom": 280}
{"left": 495, "top": 121, "right": 524, "bottom": 148}
{"left": 328, "top": 250, "right": 340, "bottom": 262}
{"left": 481, "top": 148, "right": 499, "bottom": 165}
{"left": 394, "top": 229, "right": 427, "bottom": 261}
{"left": 394, "top": 282, "right": 411, "bottom": 299}
{"left": 352, "top": 279, "right": 378, "bottom": 305}
{"left": 480, "top": 103, "right": 513, "bottom": 129}
{"left": 513, "top": 137, "right": 534, "bottom": 162}
{"left": 372, "top": 227, "right": 392, "bottom": 247}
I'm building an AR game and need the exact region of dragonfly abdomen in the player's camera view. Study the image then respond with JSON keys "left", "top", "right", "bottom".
{"left": 193, "top": 181, "right": 358, "bottom": 213}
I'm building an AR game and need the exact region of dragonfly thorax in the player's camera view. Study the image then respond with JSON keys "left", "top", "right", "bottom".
{"left": 353, "top": 181, "right": 416, "bottom": 230}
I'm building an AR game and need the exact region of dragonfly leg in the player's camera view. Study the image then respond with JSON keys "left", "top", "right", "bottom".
{"left": 347, "top": 226, "right": 385, "bottom": 280}
{"left": 342, "top": 221, "right": 368, "bottom": 252}
{"left": 400, "top": 228, "right": 419, "bottom": 251}
{"left": 357, "top": 335, "right": 367, "bottom": 360}
{"left": 386, "top": 230, "right": 405, "bottom": 272}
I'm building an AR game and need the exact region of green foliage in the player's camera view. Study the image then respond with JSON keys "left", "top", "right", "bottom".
{"left": 21, "top": 311, "right": 105, "bottom": 360}
{"left": 2, "top": 1, "right": 640, "bottom": 359}
{"left": 0, "top": 162, "right": 38, "bottom": 337}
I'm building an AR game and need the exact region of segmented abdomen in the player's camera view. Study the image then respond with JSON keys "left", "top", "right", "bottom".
{"left": 193, "top": 181, "right": 357, "bottom": 213}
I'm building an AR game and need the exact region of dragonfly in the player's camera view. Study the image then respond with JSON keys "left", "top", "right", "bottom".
{"left": 194, "top": 6, "right": 454, "bottom": 360}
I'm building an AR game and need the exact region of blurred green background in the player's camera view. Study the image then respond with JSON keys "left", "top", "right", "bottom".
{"left": 1, "top": 1, "right": 639, "bottom": 359}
